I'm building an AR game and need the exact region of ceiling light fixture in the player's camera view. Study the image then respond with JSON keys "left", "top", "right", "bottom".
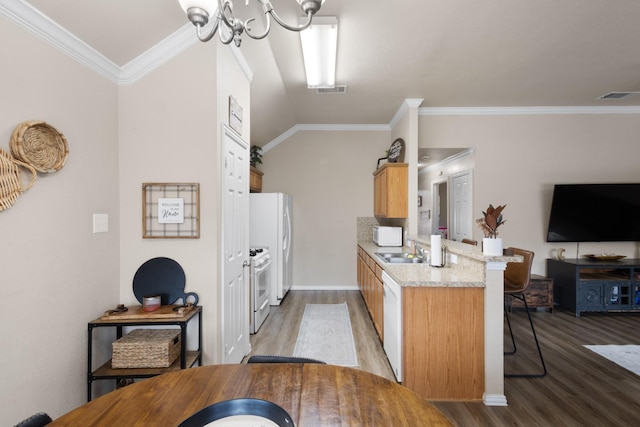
{"left": 299, "top": 16, "right": 338, "bottom": 88}
{"left": 178, "top": 0, "right": 325, "bottom": 47}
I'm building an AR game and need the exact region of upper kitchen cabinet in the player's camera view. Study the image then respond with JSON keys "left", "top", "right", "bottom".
{"left": 250, "top": 166, "right": 263, "bottom": 193}
{"left": 373, "top": 163, "right": 408, "bottom": 218}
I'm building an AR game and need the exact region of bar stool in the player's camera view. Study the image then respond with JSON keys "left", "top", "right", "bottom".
{"left": 504, "top": 247, "right": 547, "bottom": 377}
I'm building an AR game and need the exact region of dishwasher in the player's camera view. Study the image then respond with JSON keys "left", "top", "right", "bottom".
{"left": 383, "top": 271, "right": 402, "bottom": 382}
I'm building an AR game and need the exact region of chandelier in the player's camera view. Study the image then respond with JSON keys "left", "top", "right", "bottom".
{"left": 178, "top": 0, "right": 325, "bottom": 47}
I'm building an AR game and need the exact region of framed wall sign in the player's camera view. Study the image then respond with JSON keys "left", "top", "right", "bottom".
{"left": 229, "top": 95, "right": 243, "bottom": 135}
{"left": 142, "top": 183, "right": 200, "bottom": 238}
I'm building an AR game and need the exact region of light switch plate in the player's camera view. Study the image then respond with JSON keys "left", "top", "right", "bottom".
{"left": 93, "top": 213, "right": 108, "bottom": 233}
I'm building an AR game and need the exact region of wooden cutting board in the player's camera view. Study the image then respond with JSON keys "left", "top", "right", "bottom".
{"left": 101, "top": 305, "right": 193, "bottom": 320}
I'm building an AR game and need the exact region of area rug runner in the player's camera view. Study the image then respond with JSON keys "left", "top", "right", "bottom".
{"left": 584, "top": 344, "right": 640, "bottom": 376}
{"left": 293, "top": 302, "right": 359, "bottom": 366}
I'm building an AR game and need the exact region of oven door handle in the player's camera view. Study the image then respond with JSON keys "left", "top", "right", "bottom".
{"left": 254, "top": 260, "right": 272, "bottom": 273}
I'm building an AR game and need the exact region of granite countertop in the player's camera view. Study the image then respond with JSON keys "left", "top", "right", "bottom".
{"left": 358, "top": 240, "right": 485, "bottom": 288}
{"left": 358, "top": 238, "right": 521, "bottom": 288}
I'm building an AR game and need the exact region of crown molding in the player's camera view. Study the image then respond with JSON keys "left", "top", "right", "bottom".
{"left": 119, "top": 24, "right": 197, "bottom": 84}
{"left": 388, "top": 98, "right": 424, "bottom": 129}
{"left": 420, "top": 148, "right": 475, "bottom": 174}
{"left": 419, "top": 106, "right": 640, "bottom": 115}
{"left": 265, "top": 98, "right": 427, "bottom": 155}
{"left": 264, "top": 103, "right": 640, "bottom": 152}
{"left": 0, "top": 0, "right": 252, "bottom": 85}
{"left": 262, "top": 123, "right": 390, "bottom": 153}
{"left": 0, "top": 0, "right": 121, "bottom": 82}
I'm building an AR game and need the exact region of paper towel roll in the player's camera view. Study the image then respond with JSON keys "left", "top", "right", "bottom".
{"left": 430, "top": 235, "right": 442, "bottom": 266}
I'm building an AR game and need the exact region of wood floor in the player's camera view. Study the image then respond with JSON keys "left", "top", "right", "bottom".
{"left": 247, "top": 290, "right": 396, "bottom": 381}
{"left": 247, "top": 290, "right": 640, "bottom": 427}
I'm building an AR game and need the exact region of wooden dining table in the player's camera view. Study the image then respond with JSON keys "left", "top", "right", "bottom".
{"left": 50, "top": 363, "right": 454, "bottom": 426}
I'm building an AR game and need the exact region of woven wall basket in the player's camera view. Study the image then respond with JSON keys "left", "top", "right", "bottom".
{"left": 0, "top": 148, "right": 37, "bottom": 212}
{"left": 10, "top": 121, "right": 68, "bottom": 173}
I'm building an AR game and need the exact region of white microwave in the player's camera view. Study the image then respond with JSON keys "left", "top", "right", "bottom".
{"left": 373, "top": 226, "right": 403, "bottom": 247}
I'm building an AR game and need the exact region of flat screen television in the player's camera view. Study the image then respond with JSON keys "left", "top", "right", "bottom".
{"left": 546, "top": 183, "right": 640, "bottom": 242}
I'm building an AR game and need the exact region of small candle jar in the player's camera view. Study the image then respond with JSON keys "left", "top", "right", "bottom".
{"left": 143, "top": 295, "right": 161, "bottom": 312}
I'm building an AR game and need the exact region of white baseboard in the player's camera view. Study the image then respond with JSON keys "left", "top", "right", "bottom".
{"left": 483, "top": 393, "right": 508, "bottom": 406}
{"left": 289, "top": 285, "right": 359, "bottom": 291}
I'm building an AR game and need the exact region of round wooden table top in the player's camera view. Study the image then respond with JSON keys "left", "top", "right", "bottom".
{"left": 50, "top": 364, "right": 454, "bottom": 426}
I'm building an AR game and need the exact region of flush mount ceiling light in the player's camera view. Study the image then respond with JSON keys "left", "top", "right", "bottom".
{"left": 178, "top": 0, "right": 325, "bottom": 47}
{"left": 299, "top": 16, "right": 338, "bottom": 88}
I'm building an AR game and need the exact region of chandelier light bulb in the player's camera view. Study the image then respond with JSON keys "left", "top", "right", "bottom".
{"left": 179, "top": 0, "right": 325, "bottom": 47}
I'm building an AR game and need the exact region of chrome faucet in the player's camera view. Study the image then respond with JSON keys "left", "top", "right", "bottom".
{"left": 415, "top": 244, "right": 427, "bottom": 259}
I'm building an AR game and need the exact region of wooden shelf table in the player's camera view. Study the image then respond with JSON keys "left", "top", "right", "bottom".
{"left": 87, "top": 305, "right": 202, "bottom": 401}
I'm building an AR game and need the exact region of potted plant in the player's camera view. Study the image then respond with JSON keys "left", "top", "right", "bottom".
{"left": 250, "top": 145, "right": 263, "bottom": 168}
{"left": 476, "top": 204, "right": 506, "bottom": 256}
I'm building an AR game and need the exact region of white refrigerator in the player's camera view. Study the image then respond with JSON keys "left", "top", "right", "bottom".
{"left": 250, "top": 193, "right": 293, "bottom": 305}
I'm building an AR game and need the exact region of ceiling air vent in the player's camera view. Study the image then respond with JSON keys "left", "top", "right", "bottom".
{"left": 314, "top": 85, "right": 348, "bottom": 94}
{"left": 597, "top": 92, "right": 640, "bottom": 100}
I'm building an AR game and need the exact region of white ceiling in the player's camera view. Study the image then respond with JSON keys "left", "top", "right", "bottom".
{"left": 20, "top": 0, "right": 640, "bottom": 147}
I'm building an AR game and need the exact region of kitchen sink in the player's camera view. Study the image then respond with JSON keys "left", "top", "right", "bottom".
{"left": 375, "top": 252, "right": 427, "bottom": 264}
{"left": 384, "top": 257, "right": 427, "bottom": 264}
{"left": 376, "top": 252, "right": 412, "bottom": 258}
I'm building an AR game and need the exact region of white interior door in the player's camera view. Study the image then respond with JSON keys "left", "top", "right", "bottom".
{"left": 221, "top": 125, "right": 250, "bottom": 363}
{"left": 432, "top": 180, "right": 448, "bottom": 236}
{"left": 282, "top": 195, "right": 292, "bottom": 294}
{"left": 450, "top": 170, "right": 473, "bottom": 242}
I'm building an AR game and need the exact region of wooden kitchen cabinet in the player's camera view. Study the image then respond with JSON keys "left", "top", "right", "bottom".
{"left": 373, "top": 163, "right": 408, "bottom": 218}
{"left": 358, "top": 244, "right": 484, "bottom": 401}
{"left": 250, "top": 166, "right": 263, "bottom": 193}
{"left": 402, "top": 286, "right": 484, "bottom": 401}
{"left": 357, "top": 246, "right": 384, "bottom": 340}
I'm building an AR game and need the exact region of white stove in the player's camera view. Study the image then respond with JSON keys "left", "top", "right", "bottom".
{"left": 249, "top": 247, "right": 271, "bottom": 334}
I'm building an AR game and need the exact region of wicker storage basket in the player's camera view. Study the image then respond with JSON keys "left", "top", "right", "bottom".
{"left": 10, "top": 120, "right": 68, "bottom": 173}
{"left": 112, "top": 329, "right": 181, "bottom": 369}
{"left": 0, "top": 148, "right": 37, "bottom": 211}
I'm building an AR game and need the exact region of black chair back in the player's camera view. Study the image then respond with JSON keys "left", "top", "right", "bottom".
{"left": 14, "top": 412, "right": 52, "bottom": 427}
{"left": 247, "top": 355, "right": 325, "bottom": 364}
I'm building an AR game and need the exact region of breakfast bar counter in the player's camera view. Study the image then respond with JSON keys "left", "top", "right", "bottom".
{"left": 358, "top": 240, "right": 488, "bottom": 287}
{"left": 357, "top": 230, "right": 518, "bottom": 406}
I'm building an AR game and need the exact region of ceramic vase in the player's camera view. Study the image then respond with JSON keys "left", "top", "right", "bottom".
{"left": 483, "top": 237, "right": 503, "bottom": 256}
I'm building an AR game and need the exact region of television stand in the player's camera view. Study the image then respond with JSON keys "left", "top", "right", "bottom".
{"left": 547, "top": 258, "right": 640, "bottom": 317}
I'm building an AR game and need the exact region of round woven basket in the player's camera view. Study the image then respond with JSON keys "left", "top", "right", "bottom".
{"left": 10, "top": 120, "right": 68, "bottom": 173}
{"left": 0, "top": 148, "right": 37, "bottom": 211}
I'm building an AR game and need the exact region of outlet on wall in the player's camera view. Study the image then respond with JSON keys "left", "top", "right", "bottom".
{"left": 93, "top": 213, "right": 108, "bottom": 233}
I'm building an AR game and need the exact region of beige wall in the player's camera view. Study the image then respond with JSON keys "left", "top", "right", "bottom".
{"left": 118, "top": 42, "right": 219, "bottom": 370}
{"left": 261, "top": 130, "right": 390, "bottom": 288}
{"left": 262, "top": 112, "right": 640, "bottom": 284}
{"left": 0, "top": 19, "right": 119, "bottom": 423}
{"left": 0, "top": 15, "right": 250, "bottom": 422}
{"left": 419, "top": 113, "right": 640, "bottom": 274}
{"left": 119, "top": 42, "right": 251, "bottom": 367}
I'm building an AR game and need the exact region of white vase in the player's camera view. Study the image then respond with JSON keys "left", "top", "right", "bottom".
{"left": 483, "top": 238, "right": 503, "bottom": 256}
